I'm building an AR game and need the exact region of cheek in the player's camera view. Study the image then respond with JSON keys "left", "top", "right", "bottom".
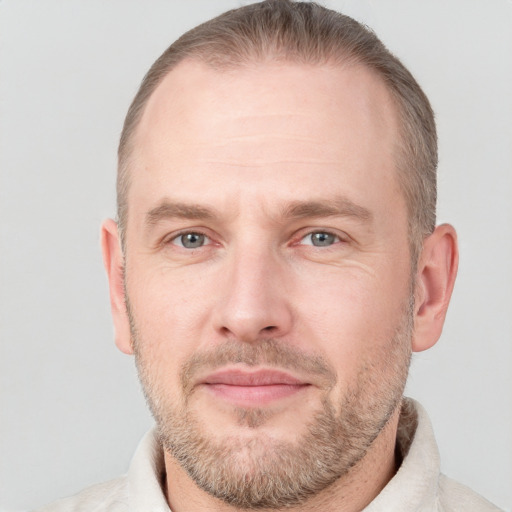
{"left": 126, "top": 264, "right": 215, "bottom": 378}
{"left": 293, "top": 262, "right": 411, "bottom": 376}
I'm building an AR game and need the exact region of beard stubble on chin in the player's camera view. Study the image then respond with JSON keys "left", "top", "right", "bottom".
{"left": 128, "top": 297, "right": 413, "bottom": 510}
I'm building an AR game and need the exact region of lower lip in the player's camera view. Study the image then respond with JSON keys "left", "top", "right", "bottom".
{"left": 204, "top": 383, "right": 309, "bottom": 406}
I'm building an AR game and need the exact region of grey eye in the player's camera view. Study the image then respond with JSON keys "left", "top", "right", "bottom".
{"left": 306, "top": 232, "right": 338, "bottom": 247}
{"left": 174, "top": 232, "right": 207, "bottom": 249}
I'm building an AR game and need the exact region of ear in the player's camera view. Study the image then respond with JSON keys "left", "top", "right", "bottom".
{"left": 412, "top": 224, "right": 459, "bottom": 352}
{"left": 101, "top": 218, "right": 133, "bottom": 355}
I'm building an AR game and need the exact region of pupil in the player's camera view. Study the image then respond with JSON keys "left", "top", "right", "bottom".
{"left": 182, "top": 233, "right": 204, "bottom": 248}
{"left": 313, "top": 232, "right": 334, "bottom": 246}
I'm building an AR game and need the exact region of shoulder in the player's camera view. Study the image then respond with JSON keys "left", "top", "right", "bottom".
{"left": 33, "top": 475, "right": 129, "bottom": 512}
{"left": 438, "top": 474, "right": 504, "bottom": 512}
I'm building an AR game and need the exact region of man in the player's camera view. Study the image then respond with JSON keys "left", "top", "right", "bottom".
{"left": 37, "top": 1, "right": 502, "bottom": 511}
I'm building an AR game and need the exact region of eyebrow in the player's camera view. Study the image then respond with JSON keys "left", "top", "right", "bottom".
{"left": 281, "top": 197, "right": 373, "bottom": 222}
{"left": 145, "top": 196, "right": 372, "bottom": 228}
{"left": 145, "top": 202, "right": 215, "bottom": 227}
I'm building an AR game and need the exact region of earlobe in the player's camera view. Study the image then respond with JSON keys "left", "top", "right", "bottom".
{"left": 412, "top": 224, "right": 459, "bottom": 352}
{"left": 100, "top": 219, "right": 134, "bottom": 355}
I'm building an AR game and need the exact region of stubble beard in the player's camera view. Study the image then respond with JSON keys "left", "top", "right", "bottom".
{"left": 129, "top": 299, "right": 413, "bottom": 510}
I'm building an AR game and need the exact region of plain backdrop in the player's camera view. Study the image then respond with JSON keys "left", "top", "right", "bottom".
{"left": 0, "top": 1, "right": 511, "bottom": 511}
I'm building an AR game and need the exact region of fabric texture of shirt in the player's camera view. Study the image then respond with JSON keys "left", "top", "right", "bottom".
{"left": 35, "top": 399, "right": 503, "bottom": 511}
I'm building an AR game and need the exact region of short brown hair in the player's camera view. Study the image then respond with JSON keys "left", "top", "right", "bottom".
{"left": 117, "top": 0, "right": 437, "bottom": 262}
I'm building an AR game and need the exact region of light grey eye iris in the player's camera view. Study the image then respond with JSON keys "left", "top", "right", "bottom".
{"left": 311, "top": 232, "right": 336, "bottom": 247}
{"left": 180, "top": 233, "right": 206, "bottom": 248}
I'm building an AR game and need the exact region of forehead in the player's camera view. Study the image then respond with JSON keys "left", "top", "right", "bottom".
{"left": 136, "top": 58, "right": 398, "bottom": 152}
{"left": 129, "top": 59, "right": 402, "bottom": 219}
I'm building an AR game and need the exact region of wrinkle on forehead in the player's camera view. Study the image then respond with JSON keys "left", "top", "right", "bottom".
{"left": 133, "top": 58, "right": 399, "bottom": 160}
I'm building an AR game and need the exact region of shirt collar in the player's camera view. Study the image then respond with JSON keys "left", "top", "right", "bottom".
{"left": 363, "top": 398, "right": 440, "bottom": 511}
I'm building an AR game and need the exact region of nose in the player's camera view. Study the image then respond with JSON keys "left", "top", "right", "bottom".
{"left": 213, "top": 245, "right": 293, "bottom": 342}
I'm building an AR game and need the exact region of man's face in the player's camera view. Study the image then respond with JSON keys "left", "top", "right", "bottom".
{"left": 122, "top": 60, "right": 413, "bottom": 507}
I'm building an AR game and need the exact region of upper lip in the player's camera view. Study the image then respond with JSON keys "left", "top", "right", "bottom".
{"left": 202, "top": 368, "right": 307, "bottom": 386}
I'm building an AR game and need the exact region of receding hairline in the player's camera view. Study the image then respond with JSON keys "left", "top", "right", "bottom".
{"left": 125, "top": 54, "right": 398, "bottom": 160}
{"left": 118, "top": 51, "right": 409, "bottom": 194}
{"left": 121, "top": 52, "right": 370, "bottom": 154}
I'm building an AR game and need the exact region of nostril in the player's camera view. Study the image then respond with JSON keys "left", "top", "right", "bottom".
{"left": 263, "top": 325, "right": 276, "bottom": 331}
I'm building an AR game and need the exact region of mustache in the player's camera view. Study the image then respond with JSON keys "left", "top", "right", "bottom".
{"left": 180, "top": 338, "right": 336, "bottom": 395}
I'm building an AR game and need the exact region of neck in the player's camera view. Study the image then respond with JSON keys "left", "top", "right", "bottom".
{"left": 163, "top": 406, "right": 401, "bottom": 512}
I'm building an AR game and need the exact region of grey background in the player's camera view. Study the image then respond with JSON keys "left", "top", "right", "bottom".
{"left": 0, "top": 1, "right": 511, "bottom": 510}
